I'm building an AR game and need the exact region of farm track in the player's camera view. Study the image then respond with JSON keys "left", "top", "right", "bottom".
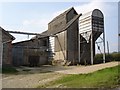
{"left": 2, "top": 61, "right": 119, "bottom": 88}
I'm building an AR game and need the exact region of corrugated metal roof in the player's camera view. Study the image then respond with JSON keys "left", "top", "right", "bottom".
{"left": 32, "top": 7, "right": 82, "bottom": 40}
{"left": 0, "top": 26, "right": 15, "bottom": 40}
{"left": 32, "top": 14, "right": 81, "bottom": 40}
{"left": 80, "top": 9, "right": 103, "bottom": 20}
{"left": 48, "top": 7, "right": 77, "bottom": 24}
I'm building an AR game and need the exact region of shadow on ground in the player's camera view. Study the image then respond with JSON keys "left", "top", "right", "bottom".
{"left": 15, "top": 65, "right": 75, "bottom": 74}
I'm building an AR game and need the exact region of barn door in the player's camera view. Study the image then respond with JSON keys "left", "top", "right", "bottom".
{"left": 28, "top": 56, "right": 39, "bottom": 67}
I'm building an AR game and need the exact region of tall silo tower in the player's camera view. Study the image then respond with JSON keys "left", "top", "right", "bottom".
{"left": 79, "top": 9, "right": 105, "bottom": 65}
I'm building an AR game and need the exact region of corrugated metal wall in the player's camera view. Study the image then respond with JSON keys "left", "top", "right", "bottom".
{"left": 12, "top": 47, "right": 24, "bottom": 66}
{"left": 12, "top": 38, "right": 49, "bottom": 66}
{"left": 67, "top": 20, "right": 79, "bottom": 64}
{"left": 49, "top": 8, "right": 79, "bottom": 65}
{"left": 54, "top": 31, "right": 67, "bottom": 60}
{"left": 0, "top": 30, "right": 2, "bottom": 65}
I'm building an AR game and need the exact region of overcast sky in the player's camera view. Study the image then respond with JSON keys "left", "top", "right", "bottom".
{"left": 0, "top": 0, "right": 119, "bottom": 53}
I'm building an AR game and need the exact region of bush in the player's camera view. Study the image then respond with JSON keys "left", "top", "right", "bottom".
{"left": 106, "top": 54, "right": 114, "bottom": 62}
{"left": 94, "top": 54, "right": 103, "bottom": 64}
{"left": 111, "top": 53, "right": 120, "bottom": 61}
{"left": 2, "top": 67, "right": 18, "bottom": 74}
{"left": 94, "top": 52, "right": 120, "bottom": 64}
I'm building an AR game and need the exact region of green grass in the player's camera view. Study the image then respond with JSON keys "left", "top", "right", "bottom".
{"left": 2, "top": 67, "right": 18, "bottom": 74}
{"left": 38, "top": 65, "right": 120, "bottom": 88}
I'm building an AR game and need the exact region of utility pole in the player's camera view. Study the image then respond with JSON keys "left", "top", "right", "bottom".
{"left": 107, "top": 41, "right": 109, "bottom": 55}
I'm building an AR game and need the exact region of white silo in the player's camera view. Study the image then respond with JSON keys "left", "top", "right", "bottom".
{"left": 79, "top": 9, "right": 105, "bottom": 65}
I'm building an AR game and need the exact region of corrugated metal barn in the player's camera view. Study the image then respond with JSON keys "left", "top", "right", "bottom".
{"left": 35, "top": 7, "right": 81, "bottom": 65}
{"left": 12, "top": 37, "right": 49, "bottom": 66}
{"left": 34, "top": 7, "right": 105, "bottom": 65}
{"left": 48, "top": 7, "right": 80, "bottom": 65}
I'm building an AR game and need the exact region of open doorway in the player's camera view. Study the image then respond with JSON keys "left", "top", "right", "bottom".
{"left": 28, "top": 56, "right": 39, "bottom": 67}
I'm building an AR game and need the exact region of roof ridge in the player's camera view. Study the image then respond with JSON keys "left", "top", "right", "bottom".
{"left": 48, "top": 7, "right": 75, "bottom": 24}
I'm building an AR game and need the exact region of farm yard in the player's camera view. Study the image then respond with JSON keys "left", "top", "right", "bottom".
{"left": 1, "top": 2, "right": 119, "bottom": 90}
{"left": 2, "top": 61, "right": 120, "bottom": 88}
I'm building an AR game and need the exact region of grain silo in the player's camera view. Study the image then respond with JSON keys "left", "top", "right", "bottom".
{"left": 79, "top": 9, "right": 105, "bottom": 65}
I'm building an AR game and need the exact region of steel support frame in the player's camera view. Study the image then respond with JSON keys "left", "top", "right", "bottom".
{"left": 91, "top": 31, "right": 94, "bottom": 65}
{"left": 103, "top": 31, "right": 106, "bottom": 63}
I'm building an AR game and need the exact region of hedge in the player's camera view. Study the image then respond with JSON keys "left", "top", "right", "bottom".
{"left": 94, "top": 52, "right": 120, "bottom": 64}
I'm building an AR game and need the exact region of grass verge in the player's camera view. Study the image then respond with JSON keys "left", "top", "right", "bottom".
{"left": 2, "top": 67, "right": 18, "bottom": 74}
{"left": 37, "top": 65, "right": 120, "bottom": 88}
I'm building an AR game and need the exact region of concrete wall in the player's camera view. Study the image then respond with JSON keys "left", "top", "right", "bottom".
{"left": 54, "top": 50, "right": 66, "bottom": 60}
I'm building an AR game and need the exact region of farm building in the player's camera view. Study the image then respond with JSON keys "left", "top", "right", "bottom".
{"left": 79, "top": 9, "right": 105, "bottom": 64}
{"left": 0, "top": 27, "right": 15, "bottom": 67}
{"left": 12, "top": 37, "right": 49, "bottom": 66}
{"left": 48, "top": 7, "right": 81, "bottom": 65}
{"left": 35, "top": 7, "right": 105, "bottom": 65}
{"left": 10, "top": 7, "right": 105, "bottom": 66}
{"left": 34, "top": 7, "right": 82, "bottom": 65}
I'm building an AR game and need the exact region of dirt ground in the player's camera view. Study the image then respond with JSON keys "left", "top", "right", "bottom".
{"left": 55, "top": 61, "right": 119, "bottom": 74}
{"left": 2, "top": 61, "right": 119, "bottom": 88}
